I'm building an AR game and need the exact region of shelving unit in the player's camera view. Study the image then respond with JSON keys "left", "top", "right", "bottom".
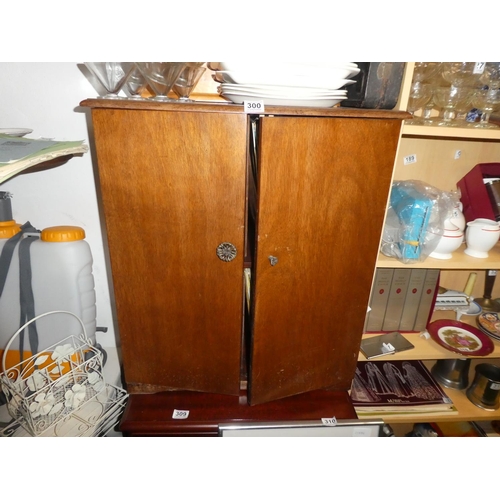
{"left": 365, "top": 62, "right": 500, "bottom": 427}
{"left": 360, "top": 309, "right": 500, "bottom": 423}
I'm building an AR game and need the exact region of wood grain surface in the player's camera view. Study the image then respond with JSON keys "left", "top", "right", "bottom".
{"left": 248, "top": 115, "right": 402, "bottom": 404}
{"left": 91, "top": 108, "right": 247, "bottom": 395}
{"left": 120, "top": 388, "right": 357, "bottom": 436}
{"left": 83, "top": 100, "right": 405, "bottom": 408}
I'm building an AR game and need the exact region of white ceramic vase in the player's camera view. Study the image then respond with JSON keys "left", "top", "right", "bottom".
{"left": 464, "top": 218, "right": 500, "bottom": 258}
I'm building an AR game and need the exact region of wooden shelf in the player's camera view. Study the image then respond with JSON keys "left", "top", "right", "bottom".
{"left": 357, "top": 360, "right": 500, "bottom": 424}
{"left": 359, "top": 330, "right": 500, "bottom": 362}
{"left": 360, "top": 310, "right": 500, "bottom": 362}
{"left": 376, "top": 242, "right": 500, "bottom": 270}
{"left": 402, "top": 123, "right": 500, "bottom": 141}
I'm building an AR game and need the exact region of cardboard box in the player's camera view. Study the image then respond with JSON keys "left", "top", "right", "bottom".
{"left": 457, "top": 163, "right": 500, "bottom": 223}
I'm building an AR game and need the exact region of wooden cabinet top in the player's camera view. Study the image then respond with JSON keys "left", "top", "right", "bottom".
{"left": 80, "top": 98, "right": 410, "bottom": 120}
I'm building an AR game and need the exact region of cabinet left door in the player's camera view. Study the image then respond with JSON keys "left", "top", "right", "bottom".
{"left": 91, "top": 108, "right": 248, "bottom": 396}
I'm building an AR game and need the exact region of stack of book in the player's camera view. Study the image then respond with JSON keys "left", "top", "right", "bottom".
{"left": 364, "top": 268, "right": 440, "bottom": 333}
{"left": 0, "top": 134, "right": 88, "bottom": 184}
{"left": 351, "top": 359, "right": 457, "bottom": 417}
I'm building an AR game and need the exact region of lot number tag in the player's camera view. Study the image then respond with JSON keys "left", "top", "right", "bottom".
{"left": 474, "top": 62, "right": 486, "bottom": 74}
{"left": 172, "top": 409, "right": 190, "bottom": 419}
{"left": 404, "top": 154, "right": 417, "bottom": 165}
{"left": 244, "top": 100, "right": 265, "bottom": 113}
{"left": 321, "top": 417, "right": 338, "bottom": 426}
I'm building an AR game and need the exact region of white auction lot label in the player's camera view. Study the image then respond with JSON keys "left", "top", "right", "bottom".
{"left": 172, "top": 409, "right": 189, "bottom": 419}
{"left": 321, "top": 417, "right": 338, "bottom": 426}
{"left": 244, "top": 100, "right": 265, "bottom": 113}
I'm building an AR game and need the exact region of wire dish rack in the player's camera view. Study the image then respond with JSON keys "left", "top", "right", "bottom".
{"left": 0, "top": 383, "right": 128, "bottom": 437}
{"left": 0, "top": 310, "right": 110, "bottom": 437}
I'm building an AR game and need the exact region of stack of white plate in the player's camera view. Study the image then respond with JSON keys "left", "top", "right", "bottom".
{"left": 209, "top": 62, "right": 360, "bottom": 108}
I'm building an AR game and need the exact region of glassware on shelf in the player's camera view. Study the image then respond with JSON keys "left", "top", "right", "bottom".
{"left": 470, "top": 88, "right": 500, "bottom": 129}
{"left": 419, "top": 96, "right": 439, "bottom": 125}
{"left": 432, "top": 86, "right": 474, "bottom": 127}
{"left": 409, "top": 63, "right": 444, "bottom": 126}
{"left": 441, "top": 62, "right": 484, "bottom": 87}
{"left": 135, "top": 62, "right": 187, "bottom": 101}
{"left": 123, "top": 66, "right": 148, "bottom": 100}
{"left": 452, "top": 89, "right": 476, "bottom": 127}
{"left": 405, "top": 82, "right": 432, "bottom": 125}
{"left": 172, "top": 64, "right": 206, "bottom": 101}
{"left": 412, "top": 62, "right": 443, "bottom": 84}
{"left": 84, "top": 62, "right": 135, "bottom": 99}
{"left": 481, "top": 62, "right": 500, "bottom": 89}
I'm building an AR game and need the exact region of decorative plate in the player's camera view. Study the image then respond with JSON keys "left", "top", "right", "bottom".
{"left": 477, "top": 312, "right": 500, "bottom": 340}
{"left": 427, "top": 319, "right": 495, "bottom": 356}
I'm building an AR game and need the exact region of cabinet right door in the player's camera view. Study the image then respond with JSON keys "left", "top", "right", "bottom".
{"left": 248, "top": 115, "right": 402, "bottom": 405}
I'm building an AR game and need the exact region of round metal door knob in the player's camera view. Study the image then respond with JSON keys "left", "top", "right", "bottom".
{"left": 216, "top": 242, "right": 237, "bottom": 262}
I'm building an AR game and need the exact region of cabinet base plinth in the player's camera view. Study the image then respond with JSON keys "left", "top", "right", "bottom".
{"left": 120, "top": 389, "right": 356, "bottom": 436}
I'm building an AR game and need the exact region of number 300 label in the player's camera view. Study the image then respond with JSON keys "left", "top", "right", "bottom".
{"left": 244, "top": 100, "right": 265, "bottom": 113}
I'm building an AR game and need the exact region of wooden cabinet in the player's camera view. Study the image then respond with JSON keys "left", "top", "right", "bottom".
{"left": 81, "top": 99, "right": 406, "bottom": 411}
{"left": 361, "top": 62, "right": 500, "bottom": 427}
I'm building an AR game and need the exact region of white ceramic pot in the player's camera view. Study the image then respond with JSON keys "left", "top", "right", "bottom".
{"left": 429, "top": 225, "right": 464, "bottom": 259}
{"left": 444, "top": 202, "right": 466, "bottom": 231}
{"left": 464, "top": 218, "right": 500, "bottom": 258}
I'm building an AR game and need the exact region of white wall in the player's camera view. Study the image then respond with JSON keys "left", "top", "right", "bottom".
{"left": 0, "top": 63, "right": 121, "bottom": 381}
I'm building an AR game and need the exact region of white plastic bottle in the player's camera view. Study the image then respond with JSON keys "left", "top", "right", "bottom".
{"left": 0, "top": 222, "right": 96, "bottom": 367}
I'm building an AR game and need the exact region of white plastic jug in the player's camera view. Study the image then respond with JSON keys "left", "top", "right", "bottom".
{"left": 0, "top": 220, "right": 96, "bottom": 368}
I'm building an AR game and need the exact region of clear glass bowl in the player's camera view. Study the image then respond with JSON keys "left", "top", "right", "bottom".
{"left": 135, "top": 62, "right": 187, "bottom": 101}
{"left": 405, "top": 82, "right": 432, "bottom": 125}
{"left": 432, "top": 86, "right": 474, "bottom": 127}
{"left": 441, "top": 62, "right": 484, "bottom": 87}
{"left": 471, "top": 88, "right": 500, "bottom": 129}
{"left": 481, "top": 62, "right": 500, "bottom": 89}
{"left": 412, "top": 62, "right": 443, "bottom": 84}
{"left": 173, "top": 64, "right": 206, "bottom": 101}
{"left": 124, "top": 66, "right": 148, "bottom": 100}
{"left": 84, "top": 62, "right": 134, "bottom": 99}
